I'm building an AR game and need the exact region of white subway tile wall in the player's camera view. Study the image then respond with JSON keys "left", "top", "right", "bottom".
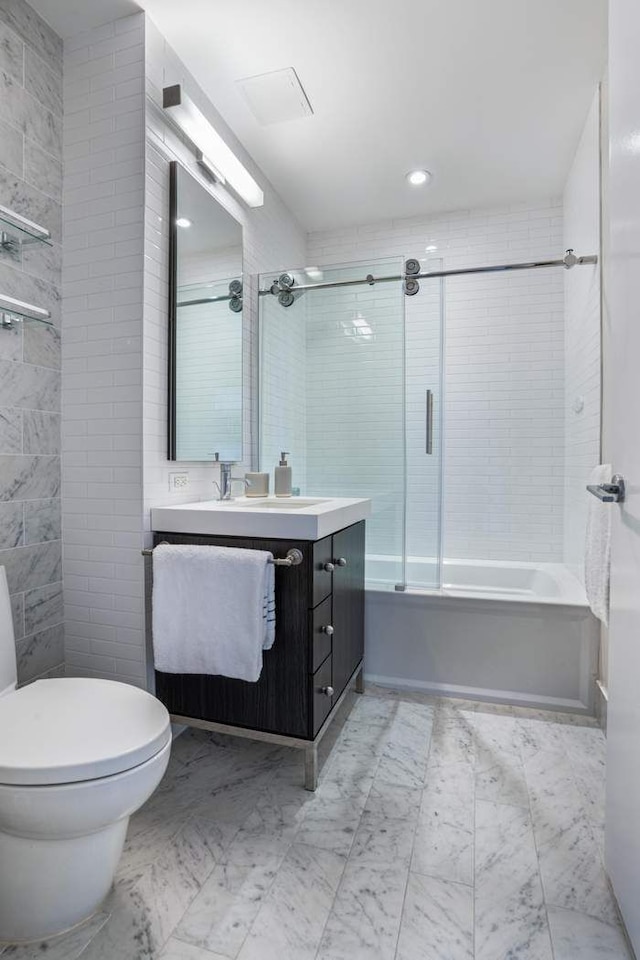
{"left": 62, "top": 13, "right": 305, "bottom": 684}
{"left": 563, "top": 93, "right": 601, "bottom": 580}
{"left": 62, "top": 14, "right": 147, "bottom": 686}
{"left": 306, "top": 199, "right": 566, "bottom": 563}
{"left": 0, "top": 0, "right": 64, "bottom": 683}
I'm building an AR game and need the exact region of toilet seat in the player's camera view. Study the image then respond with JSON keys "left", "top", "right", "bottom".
{"left": 0, "top": 677, "right": 171, "bottom": 786}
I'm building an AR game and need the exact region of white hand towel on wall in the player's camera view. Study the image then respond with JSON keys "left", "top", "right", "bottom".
{"left": 152, "top": 543, "right": 275, "bottom": 682}
{"left": 585, "top": 464, "right": 612, "bottom": 625}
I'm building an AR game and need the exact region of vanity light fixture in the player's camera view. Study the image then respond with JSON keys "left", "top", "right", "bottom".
{"left": 163, "top": 85, "right": 264, "bottom": 207}
{"left": 196, "top": 149, "right": 226, "bottom": 185}
{"left": 406, "top": 169, "right": 432, "bottom": 187}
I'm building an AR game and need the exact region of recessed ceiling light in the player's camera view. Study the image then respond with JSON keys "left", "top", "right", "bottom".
{"left": 406, "top": 169, "right": 432, "bottom": 187}
{"left": 176, "top": 217, "right": 191, "bottom": 228}
{"left": 425, "top": 244, "right": 438, "bottom": 252}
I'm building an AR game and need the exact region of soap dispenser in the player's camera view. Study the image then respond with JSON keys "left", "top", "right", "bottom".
{"left": 275, "top": 451, "right": 292, "bottom": 497}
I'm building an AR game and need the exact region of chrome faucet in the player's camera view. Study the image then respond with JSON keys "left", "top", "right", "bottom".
{"left": 211, "top": 454, "right": 252, "bottom": 501}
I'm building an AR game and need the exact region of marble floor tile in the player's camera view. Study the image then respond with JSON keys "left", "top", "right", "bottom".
{"left": 337, "top": 720, "right": 390, "bottom": 757}
{"left": 518, "top": 716, "right": 568, "bottom": 761}
{"left": 475, "top": 799, "right": 554, "bottom": 960}
{"left": 295, "top": 796, "right": 363, "bottom": 854}
{"left": 362, "top": 781, "right": 422, "bottom": 821}
{"left": 174, "top": 857, "right": 285, "bottom": 958}
{"left": 322, "top": 750, "right": 378, "bottom": 797}
{"left": 349, "top": 812, "right": 416, "bottom": 866}
{"left": 524, "top": 746, "right": 580, "bottom": 815}
{"left": 475, "top": 886, "right": 554, "bottom": 960}
{"left": 125, "top": 818, "right": 223, "bottom": 948}
{"left": 77, "top": 881, "right": 167, "bottom": 960}
{"left": 116, "top": 814, "right": 192, "bottom": 890}
{"left": 235, "top": 843, "right": 345, "bottom": 960}
{"left": 534, "top": 809, "right": 620, "bottom": 924}
{"left": 236, "top": 785, "right": 310, "bottom": 843}
{"left": 0, "top": 690, "right": 618, "bottom": 960}
{"left": 348, "top": 695, "right": 398, "bottom": 726}
{"left": 412, "top": 788, "right": 473, "bottom": 885}
{"left": 159, "top": 940, "right": 229, "bottom": 960}
{"left": 475, "top": 800, "right": 540, "bottom": 899}
{"left": 428, "top": 717, "right": 475, "bottom": 767}
{"left": 424, "top": 756, "right": 475, "bottom": 800}
{"left": 316, "top": 861, "right": 409, "bottom": 960}
{"left": 475, "top": 748, "right": 529, "bottom": 807}
{"left": 396, "top": 873, "right": 473, "bottom": 960}
{"left": 375, "top": 739, "right": 430, "bottom": 790}
{"left": 547, "top": 906, "right": 633, "bottom": 960}
{"left": 0, "top": 912, "right": 109, "bottom": 960}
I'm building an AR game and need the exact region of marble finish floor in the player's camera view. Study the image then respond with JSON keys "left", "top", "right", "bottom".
{"left": 0, "top": 687, "right": 632, "bottom": 960}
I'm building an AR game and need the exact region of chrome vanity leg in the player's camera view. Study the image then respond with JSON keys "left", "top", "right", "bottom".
{"left": 304, "top": 744, "right": 318, "bottom": 791}
{"left": 355, "top": 665, "right": 365, "bottom": 695}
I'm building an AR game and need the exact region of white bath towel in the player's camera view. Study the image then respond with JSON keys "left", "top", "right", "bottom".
{"left": 585, "top": 463, "right": 612, "bottom": 625}
{"left": 152, "top": 543, "right": 276, "bottom": 682}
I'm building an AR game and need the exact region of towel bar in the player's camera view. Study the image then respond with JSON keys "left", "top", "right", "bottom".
{"left": 141, "top": 543, "right": 304, "bottom": 566}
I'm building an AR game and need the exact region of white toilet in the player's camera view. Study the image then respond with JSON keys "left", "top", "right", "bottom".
{"left": 0, "top": 567, "right": 172, "bottom": 943}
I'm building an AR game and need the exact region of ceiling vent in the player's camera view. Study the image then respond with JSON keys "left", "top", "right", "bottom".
{"left": 236, "top": 68, "right": 313, "bottom": 125}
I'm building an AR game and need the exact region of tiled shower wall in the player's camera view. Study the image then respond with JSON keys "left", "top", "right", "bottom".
{"left": 563, "top": 92, "right": 601, "bottom": 580}
{"left": 307, "top": 199, "right": 566, "bottom": 563}
{"left": 0, "top": 0, "right": 64, "bottom": 683}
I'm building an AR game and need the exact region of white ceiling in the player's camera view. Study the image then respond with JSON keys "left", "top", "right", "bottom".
{"left": 31, "top": 0, "right": 607, "bottom": 232}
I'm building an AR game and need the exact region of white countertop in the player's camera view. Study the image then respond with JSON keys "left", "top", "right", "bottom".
{"left": 151, "top": 496, "right": 372, "bottom": 541}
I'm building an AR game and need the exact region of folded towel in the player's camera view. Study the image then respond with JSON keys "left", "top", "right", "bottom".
{"left": 585, "top": 464, "right": 612, "bottom": 625}
{"left": 152, "top": 543, "right": 276, "bottom": 682}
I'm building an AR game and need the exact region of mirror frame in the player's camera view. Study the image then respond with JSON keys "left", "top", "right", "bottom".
{"left": 167, "top": 160, "right": 178, "bottom": 459}
{"left": 167, "top": 160, "right": 243, "bottom": 461}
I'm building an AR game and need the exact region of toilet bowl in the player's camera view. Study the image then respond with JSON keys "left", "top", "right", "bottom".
{"left": 0, "top": 567, "right": 172, "bottom": 943}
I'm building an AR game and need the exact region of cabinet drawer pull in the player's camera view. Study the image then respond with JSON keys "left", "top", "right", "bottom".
{"left": 323, "top": 562, "right": 335, "bottom": 572}
{"left": 322, "top": 624, "right": 334, "bottom": 636}
{"left": 335, "top": 557, "right": 347, "bottom": 567}
{"left": 321, "top": 686, "right": 334, "bottom": 697}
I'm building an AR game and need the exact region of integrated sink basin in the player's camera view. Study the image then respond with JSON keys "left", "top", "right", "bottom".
{"left": 236, "top": 498, "right": 325, "bottom": 510}
{"left": 151, "top": 496, "right": 371, "bottom": 540}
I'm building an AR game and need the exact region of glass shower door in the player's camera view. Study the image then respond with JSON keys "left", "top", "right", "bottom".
{"left": 403, "top": 266, "right": 444, "bottom": 590}
{"left": 259, "top": 259, "right": 408, "bottom": 590}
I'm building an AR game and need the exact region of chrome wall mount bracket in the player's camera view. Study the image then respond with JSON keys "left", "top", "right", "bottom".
{"left": 586, "top": 474, "right": 626, "bottom": 503}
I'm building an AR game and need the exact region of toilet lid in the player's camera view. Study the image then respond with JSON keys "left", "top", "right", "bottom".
{"left": 0, "top": 678, "right": 171, "bottom": 786}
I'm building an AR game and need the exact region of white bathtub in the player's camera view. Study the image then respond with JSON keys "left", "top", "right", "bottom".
{"left": 364, "top": 558, "right": 599, "bottom": 713}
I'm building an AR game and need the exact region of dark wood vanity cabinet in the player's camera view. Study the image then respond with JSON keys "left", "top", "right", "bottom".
{"left": 153, "top": 520, "right": 365, "bottom": 742}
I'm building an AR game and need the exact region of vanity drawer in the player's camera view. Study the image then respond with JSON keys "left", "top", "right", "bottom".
{"left": 311, "top": 596, "right": 333, "bottom": 673}
{"left": 311, "top": 656, "right": 333, "bottom": 736}
{"left": 312, "top": 536, "right": 334, "bottom": 606}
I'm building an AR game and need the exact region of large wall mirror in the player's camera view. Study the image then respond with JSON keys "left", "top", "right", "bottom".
{"left": 168, "top": 161, "right": 243, "bottom": 461}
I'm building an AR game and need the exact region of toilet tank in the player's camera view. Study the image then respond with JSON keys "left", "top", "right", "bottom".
{"left": 0, "top": 567, "right": 17, "bottom": 697}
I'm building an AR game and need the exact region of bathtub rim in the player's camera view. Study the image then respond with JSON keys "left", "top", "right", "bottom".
{"left": 365, "top": 557, "right": 589, "bottom": 608}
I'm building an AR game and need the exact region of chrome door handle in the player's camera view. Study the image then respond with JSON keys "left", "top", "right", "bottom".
{"left": 426, "top": 389, "right": 433, "bottom": 455}
{"left": 322, "top": 624, "right": 334, "bottom": 635}
{"left": 323, "top": 562, "right": 335, "bottom": 572}
{"left": 321, "top": 686, "right": 334, "bottom": 697}
{"left": 586, "top": 474, "right": 625, "bottom": 502}
{"left": 334, "top": 557, "right": 347, "bottom": 567}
